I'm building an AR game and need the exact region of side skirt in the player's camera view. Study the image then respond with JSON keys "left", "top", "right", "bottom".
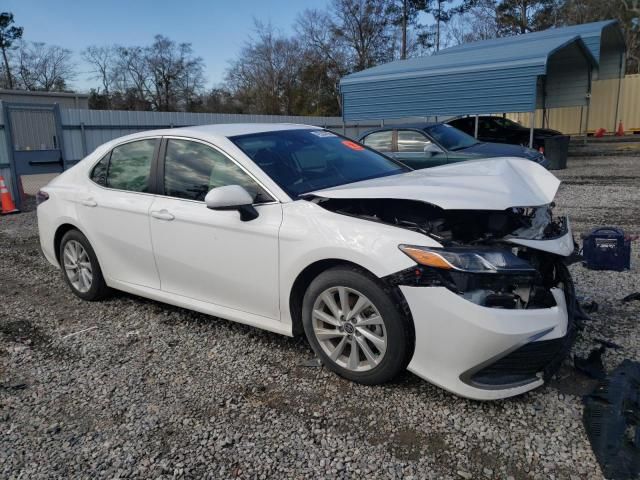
{"left": 106, "top": 278, "right": 293, "bottom": 337}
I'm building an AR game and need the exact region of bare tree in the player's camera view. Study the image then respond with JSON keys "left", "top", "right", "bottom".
{"left": 226, "top": 22, "right": 303, "bottom": 114}
{"left": 496, "top": 0, "right": 555, "bottom": 34}
{"left": 144, "top": 35, "right": 205, "bottom": 111}
{"left": 445, "top": 0, "right": 499, "bottom": 45}
{"left": 330, "top": 0, "right": 395, "bottom": 71}
{"left": 295, "top": 9, "right": 349, "bottom": 112}
{"left": 113, "top": 46, "right": 151, "bottom": 108}
{"left": 387, "top": 0, "right": 428, "bottom": 59}
{"left": 16, "top": 41, "right": 75, "bottom": 91}
{"left": 82, "top": 45, "right": 116, "bottom": 104}
{"left": 0, "top": 12, "right": 23, "bottom": 89}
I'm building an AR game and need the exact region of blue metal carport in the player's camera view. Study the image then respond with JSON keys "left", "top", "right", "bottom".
{"left": 339, "top": 20, "right": 625, "bottom": 143}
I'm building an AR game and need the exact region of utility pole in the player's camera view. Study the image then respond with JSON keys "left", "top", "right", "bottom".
{"left": 435, "top": 0, "right": 441, "bottom": 52}
{"left": 402, "top": 0, "right": 408, "bottom": 59}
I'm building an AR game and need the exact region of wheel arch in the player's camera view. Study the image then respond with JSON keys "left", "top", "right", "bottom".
{"left": 287, "top": 259, "right": 414, "bottom": 344}
{"left": 53, "top": 222, "right": 85, "bottom": 264}
{"left": 288, "top": 259, "right": 367, "bottom": 336}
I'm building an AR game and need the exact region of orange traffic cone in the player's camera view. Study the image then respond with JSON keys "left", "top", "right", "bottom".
{"left": 0, "top": 176, "right": 20, "bottom": 215}
{"left": 594, "top": 128, "right": 606, "bottom": 138}
{"left": 616, "top": 121, "right": 625, "bottom": 136}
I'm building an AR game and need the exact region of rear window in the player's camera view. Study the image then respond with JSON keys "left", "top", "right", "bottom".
{"left": 361, "top": 130, "right": 392, "bottom": 152}
{"left": 106, "top": 139, "right": 157, "bottom": 192}
{"left": 230, "top": 129, "right": 407, "bottom": 198}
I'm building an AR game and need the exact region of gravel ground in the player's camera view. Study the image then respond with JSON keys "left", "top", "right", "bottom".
{"left": 1, "top": 155, "right": 638, "bottom": 479}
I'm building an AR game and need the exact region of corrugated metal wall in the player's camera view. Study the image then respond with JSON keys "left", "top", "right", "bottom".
{"left": 509, "top": 74, "right": 640, "bottom": 134}
{"left": 342, "top": 66, "right": 542, "bottom": 120}
{"left": 597, "top": 24, "right": 625, "bottom": 80}
{"left": 0, "top": 90, "right": 89, "bottom": 108}
{"left": 542, "top": 42, "right": 591, "bottom": 108}
{"left": 59, "top": 109, "right": 380, "bottom": 162}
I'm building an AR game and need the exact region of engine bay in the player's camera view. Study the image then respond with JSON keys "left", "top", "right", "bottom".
{"left": 312, "top": 197, "right": 567, "bottom": 246}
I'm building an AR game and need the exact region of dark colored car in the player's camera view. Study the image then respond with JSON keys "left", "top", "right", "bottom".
{"left": 358, "top": 123, "right": 548, "bottom": 170}
{"left": 447, "top": 116, "right": 561, "bottom": 151}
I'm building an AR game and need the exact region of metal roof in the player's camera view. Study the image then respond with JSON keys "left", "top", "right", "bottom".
{"left": 341, "top": 36, "right": 596, "bottom": 120}
{"left": 439, "top": 20, "right": 625, "bottom": 79}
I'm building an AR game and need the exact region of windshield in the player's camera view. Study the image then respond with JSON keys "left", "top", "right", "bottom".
{"left": 492, "top": 117, "right": 522, "bottom": 129}
{"left": 230, "top": 129, "right": 408, "bottom": 198}
{"left": 425, "top": 124, "right": 478, "bottom": 151}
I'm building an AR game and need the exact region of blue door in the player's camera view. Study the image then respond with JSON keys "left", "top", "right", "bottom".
{"left": 4, "top": 103, "right": 65, "bottom": 209}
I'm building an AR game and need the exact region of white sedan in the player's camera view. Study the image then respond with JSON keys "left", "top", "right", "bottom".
{"left": 37, "top": 124, "right": 577, "bottom": 400}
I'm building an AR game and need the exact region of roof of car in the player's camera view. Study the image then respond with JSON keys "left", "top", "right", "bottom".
{"left": 105, "top": 123, "right": 323, "bottom": 146}
{"left": 182, "top": 123, "right": 322, "bottom": 137}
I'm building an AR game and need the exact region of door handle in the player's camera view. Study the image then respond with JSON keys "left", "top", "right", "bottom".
{"left": 80, "top": 198, "right": 97, "bottom": 207}
{"left": 151, "top": 210, "right": 175, "bottom": 221}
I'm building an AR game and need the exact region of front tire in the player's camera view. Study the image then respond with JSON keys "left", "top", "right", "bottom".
{"left": 302, "top": 266, "right": 413, "bottom": 385}
{"left": 59, "top": 229, "right": 110, "bottom": 301}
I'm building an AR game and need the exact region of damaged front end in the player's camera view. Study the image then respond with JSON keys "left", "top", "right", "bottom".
{"left": 311, "top": 196, "right": 576, "bottom": 309}
{"left": 311, "top": 196, "right": 579, "bottom": 397}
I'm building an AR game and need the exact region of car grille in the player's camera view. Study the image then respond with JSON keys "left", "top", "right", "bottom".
{"left": 469, "top": 338, "right": 566, "bottom": 387}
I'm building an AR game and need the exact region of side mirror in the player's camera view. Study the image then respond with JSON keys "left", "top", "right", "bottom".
{"left": 205, "top": 185, "right": 259, "bottom": 222}
{"left": 423, "top": 142, "right": 443, "bottom": 156}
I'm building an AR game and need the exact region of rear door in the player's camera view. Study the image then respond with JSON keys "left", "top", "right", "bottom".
{"left": 360, "top": 130, "right": 393, "bottom": 155}
{"left": 76, "top": 138, "right": 161, "bottom": 289}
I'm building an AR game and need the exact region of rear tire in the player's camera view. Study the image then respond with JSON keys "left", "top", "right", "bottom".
{"left": 302, "top": 266, "right": 413, "bottom": 385}
{"left": 59, "top": 229, "right": 110, "bottom": 301}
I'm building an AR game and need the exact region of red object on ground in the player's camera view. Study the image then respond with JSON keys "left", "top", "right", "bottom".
{"left": 0, "top": 176, "right": 19, "bottom": 215}
{"left": 594, "top": 128, "right": 606, "bottom": 138}
{"left": 616, "top": 121, "right": 625, "bottom": 136}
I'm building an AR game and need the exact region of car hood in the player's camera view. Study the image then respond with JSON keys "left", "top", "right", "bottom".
{"left": 461, "top": 141, "right": 539, "bottom": 159}
{"left": 309, "top": 157, "right": 560, "bottom": 211}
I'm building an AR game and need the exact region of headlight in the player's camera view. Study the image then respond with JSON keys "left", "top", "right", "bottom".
{"left": 399, "top": 245, "right": 536, "bottom": 273}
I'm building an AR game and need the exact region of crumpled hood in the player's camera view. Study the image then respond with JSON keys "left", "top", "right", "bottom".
{"left": 310, "top": 157, "right": 560, "bottom": 210}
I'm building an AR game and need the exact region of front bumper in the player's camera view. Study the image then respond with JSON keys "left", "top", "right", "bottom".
{"left": 402, "top": 286, "right": 569, "bottom": 400}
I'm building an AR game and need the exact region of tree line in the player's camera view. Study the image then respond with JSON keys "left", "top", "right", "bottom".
{"left": 0, "top": 1, "right": 638, "bottom": 116}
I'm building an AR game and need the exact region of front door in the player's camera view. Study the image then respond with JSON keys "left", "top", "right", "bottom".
{"left": 149, "top": 138, "right": 282, "bottom": 321}
{"left": 394, "top": 129, "right": 449, "bottom": 168}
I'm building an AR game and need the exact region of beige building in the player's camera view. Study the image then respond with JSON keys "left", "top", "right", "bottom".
{"left": 508, "top": 74, "right": 640, "bottom": 135}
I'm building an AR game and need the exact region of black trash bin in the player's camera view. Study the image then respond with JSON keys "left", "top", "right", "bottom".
{"left": 544, "top": 135, "right": 570, "bottom": 170}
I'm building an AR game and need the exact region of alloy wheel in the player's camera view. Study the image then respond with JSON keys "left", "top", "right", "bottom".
{"left": 311, "top": 286, "right": 387, "bottom": 372}
{"left": 63, "top": 240, "right": 93, "bottom": 293}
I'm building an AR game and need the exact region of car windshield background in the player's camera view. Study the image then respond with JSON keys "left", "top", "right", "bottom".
{"left": 230, "top": 129, "right": 407, "bottom": 198}
{"left": 493, "top": 117, "right": 523, "bottom": 129}
{"left": 425, "top": 124, "right": 478, "bottom": 151}
{"left": 164, "top": 139, "right": 271, "bottom": 203}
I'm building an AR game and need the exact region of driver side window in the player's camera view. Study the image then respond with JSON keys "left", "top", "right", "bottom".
{"left": 397, "top": 130, "right": 430, "bottom": 152}
{"left": 163, "top": 139, "right": 271, "bottom": 203}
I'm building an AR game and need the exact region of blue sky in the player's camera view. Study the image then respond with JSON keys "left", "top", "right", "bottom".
{"left": 4, "top": 0, "right": 326, "bottom": 91}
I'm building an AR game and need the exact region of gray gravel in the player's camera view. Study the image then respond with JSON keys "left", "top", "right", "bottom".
{"left": 1, "top": 155, "right": 639, "bottom": 479}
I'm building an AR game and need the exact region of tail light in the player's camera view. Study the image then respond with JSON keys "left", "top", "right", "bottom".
{"left": 36, "top": 190, "right": 49, "bottom": 205}
{"left": 538, "top": 146, "right": 544, "bottom": 154}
